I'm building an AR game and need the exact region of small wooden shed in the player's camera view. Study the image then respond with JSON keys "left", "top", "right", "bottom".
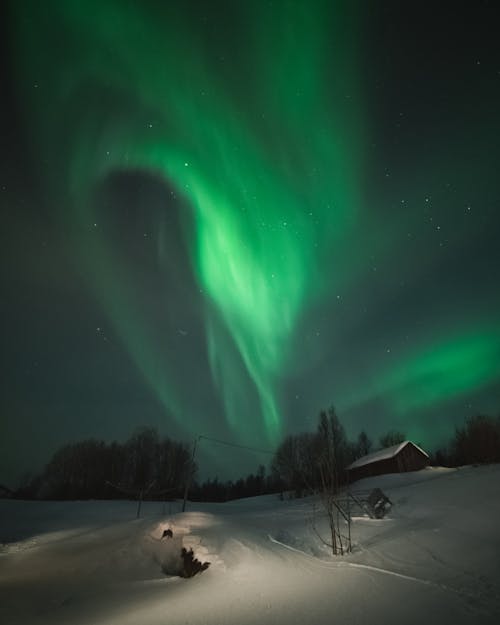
{"left": 346, "top": 441, "right": 429, "bottom": 483}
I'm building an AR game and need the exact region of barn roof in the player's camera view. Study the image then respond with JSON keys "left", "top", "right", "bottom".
{"left": 346, "top": 441, "right": 429, "bottom": 471}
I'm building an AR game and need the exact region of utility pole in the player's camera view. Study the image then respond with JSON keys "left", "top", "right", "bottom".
{"left": 182, "top": 436, "right": 199, "bottom": 512}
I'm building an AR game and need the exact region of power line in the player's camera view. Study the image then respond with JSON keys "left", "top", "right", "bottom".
{"left": 182, "top": 434, "right": 275, "bottom": 511}
{"left": 198, "top": 434, "right": 275, "bottom": 455}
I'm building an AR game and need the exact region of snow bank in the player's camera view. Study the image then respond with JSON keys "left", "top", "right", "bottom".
{"left": 1, "top": 465, "right": 499, "bottom": 624}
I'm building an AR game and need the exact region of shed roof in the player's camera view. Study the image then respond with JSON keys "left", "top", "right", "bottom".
{"left": 346, "top": 441, "right": 429, "bottom": 471}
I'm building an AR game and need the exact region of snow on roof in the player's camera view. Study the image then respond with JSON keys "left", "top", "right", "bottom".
{"left": 346, "top": 441, "right": 429, "bottom": 471}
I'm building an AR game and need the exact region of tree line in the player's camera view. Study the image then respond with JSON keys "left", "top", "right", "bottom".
{"left": 13, "top": 426, "right": 284, "bottom": 502}
{"left": 430, "top": 414, "right": 500, "bottom": 467}
{"left": 271, "top": 410, "right": 500, "bottom": 498}
{"left": 9, "top": 411, "right": 500, "bottom": 502}
{"left": 271, "top": 407, "right": 371, "bottom": 498}
{"left": 16, "top": 427, "right": 191, "bottom": 500}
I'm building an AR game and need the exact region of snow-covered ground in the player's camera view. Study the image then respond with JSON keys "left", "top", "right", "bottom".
{"left": 1, "top": 465, "right": 499, "bottom": 624}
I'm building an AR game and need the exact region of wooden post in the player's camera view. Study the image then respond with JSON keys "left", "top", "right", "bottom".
{"left": 182, "top": 436, "right": 199, "bottom": 512}
{"left": 347, "top": 492, "right": 351, "bottom": 553}
{"left": 137, "top": 489, "right": 143, "bottom": 518}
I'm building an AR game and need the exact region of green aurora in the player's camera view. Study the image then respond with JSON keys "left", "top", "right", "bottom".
{"left": 7, "top": 0, "right": 500, "bottom": 461}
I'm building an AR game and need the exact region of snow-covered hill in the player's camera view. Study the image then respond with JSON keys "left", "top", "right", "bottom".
{"left": 1, "top": 465, "right": 499, "bottom": 624}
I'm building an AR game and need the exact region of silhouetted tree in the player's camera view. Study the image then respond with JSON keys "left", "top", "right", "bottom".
{"left": 271, "top": 432, "right": 317, "bottom": 497}
{"left": 379, "top": 430, "right": 406, "bottom": 448}
{"left": 41, "top": 439, "right": 109, "bottom": 499}
{"left": 356, "top": 431, "right": 372, "bottom": 457}
{"left": 429, "top": 446, "right": 452, "bottom": 467}
{"left": 317, "top": 407, "right": 350, "bottom": 480}
{"left": 30, "top": 426, "right": 193, "bottom": 501}
{"left": 157, "top": 437, "right": 191, "bottom": 495}
{"left": 124, "top": 427, "right": 160, "bottom": 490}
{"left": 452, "top": 415, "right": 500, "bottom": 465}
{"left": 315, "top": 406, "right": 350, "bottom": 555}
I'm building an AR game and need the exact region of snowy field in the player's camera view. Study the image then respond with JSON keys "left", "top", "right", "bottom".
{"left": 1, "top": 465, "right": 499, "bottom": 624}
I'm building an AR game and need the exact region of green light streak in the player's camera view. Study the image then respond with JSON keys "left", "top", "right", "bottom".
{"left": 11, "top": 1, "right": 362, "bottom": 444}
{"left": 343, "top": 325, "right": 500, "bottom": 416}
{"left": 9, "top": 0, "right": 500, "bottom": 455}
{"left": 387, "top": 328, "right": 500, "bottom": 412}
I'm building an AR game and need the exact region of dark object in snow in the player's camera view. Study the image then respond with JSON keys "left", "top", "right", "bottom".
{"left": 160, "top": 545, "right": 210, "bottom": 578}
{"left": 162, "top": 528, "right": 173, "bottom": 539}
{"left": 367, "top": 488, "right": 392, "bottom": 519}
{"left": 179, "top": 547, "right": 210, "bottom": 578}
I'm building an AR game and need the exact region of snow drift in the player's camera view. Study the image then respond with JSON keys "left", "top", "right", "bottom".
{"left": 1, "top": 465, "right": 499, "bottom": 624}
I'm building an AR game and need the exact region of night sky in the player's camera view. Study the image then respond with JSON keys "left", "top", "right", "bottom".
{"left": 1, "top": 1, "right": 499, "bottom": 487}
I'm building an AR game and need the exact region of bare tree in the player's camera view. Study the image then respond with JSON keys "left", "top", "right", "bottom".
{"left": 453, "top": 415, "right": 500, "bottom": 465}
{"left": 379, "top": 430, "right": 406, "bottom": 448}
{"left": 272, "top": 432, "right": 317, "bottom": 497}
{"left": 356, "top": 431, "right": 372, "bottom": 457}
{"left": 314, "top": 407, "right": 350, "bottom": 555}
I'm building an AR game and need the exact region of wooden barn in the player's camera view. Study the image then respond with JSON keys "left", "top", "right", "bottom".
{"left": 346, "top": 441, "right": 429, "bottom": 483}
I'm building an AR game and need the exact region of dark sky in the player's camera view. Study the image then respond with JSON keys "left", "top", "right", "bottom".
{"left": 1, "top": 1, "right": 499, "bottom": 487}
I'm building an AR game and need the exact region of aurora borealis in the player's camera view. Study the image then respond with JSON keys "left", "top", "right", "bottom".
{"left": 1, "top": 1, "right": 499, "bottom": 484}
